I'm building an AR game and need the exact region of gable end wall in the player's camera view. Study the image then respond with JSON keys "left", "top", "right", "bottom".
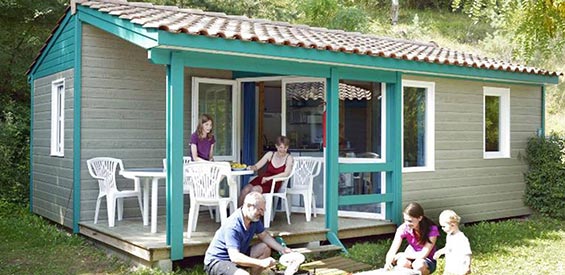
{"left": 32, "top": 69, "right": 75, "bottom": 227}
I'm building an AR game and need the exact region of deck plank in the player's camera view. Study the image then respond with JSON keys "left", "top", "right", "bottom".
{"left": 301, "top": 256, "right": 373, "bottom": 275}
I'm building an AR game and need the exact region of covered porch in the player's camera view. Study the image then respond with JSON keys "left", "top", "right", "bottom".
{"left": 79, "top": 212, "right": 396, "bottom": 265}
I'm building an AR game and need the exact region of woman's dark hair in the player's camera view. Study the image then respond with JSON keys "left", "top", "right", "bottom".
{"left": 275, "top": 136, "right": 290, "bottom": 147}
{"left": 197, "top": 114, "right": 214, "bottom": 140}
{"left": 404, "top": 202, "right": 436, "bottom": 245}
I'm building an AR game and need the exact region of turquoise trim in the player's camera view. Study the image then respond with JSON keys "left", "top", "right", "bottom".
{"left": 339, "top": 67, "right": 396, "bottom": 83}
{"left": 157, "top": 32, "right": 558, "bottom": 85}
{"left": 30, "top": 13, "right": 75, "bottom": 78}
{"left": 165, "top": 51, "right": 185, "bottom": 260}
{"left": 404, "top": 72, "right": 549, "bottom": 87}
{"left": 339, "top": 162, "right": 392, "bottom": 173}
{"left": 387, "top": 73, "right": 403, "bottom": 225}
{"left": 178, "top": 50, "right": 330, "bottom": 78}
{"left": 338, "top": 193, "right": 394, "bottom": 206}
{"left": 77, "top": 6, "right": 158, "bottom": 49}
{"left": 29, "top": 76, "right": 34, "bottom": 212}
{"left": 148, "top": 48, "right": 170, "bottom": 65}
{"left": 326, "top": 232, "right": 348, "bottom": 254}
{"left": 72, "top": 17, "right": 83, "bottom": 233}
{"left": 541, "top": 86, "right": 546, "bottom": 136}
{"left": 325, "top": 68, "right": 340, "bottom": 234}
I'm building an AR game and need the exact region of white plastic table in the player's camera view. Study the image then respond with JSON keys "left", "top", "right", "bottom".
{"left": 120, "top": 167, "right": 254, "bottom": 233}
{"left": 120, "top": 168, "right": 165, "bottom": 233}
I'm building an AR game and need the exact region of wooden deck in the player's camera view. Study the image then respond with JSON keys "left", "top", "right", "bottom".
{"left": 79, "top": 211, "right": 395, "bottom": 266}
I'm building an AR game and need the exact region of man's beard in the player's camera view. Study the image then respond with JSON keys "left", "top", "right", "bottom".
{"left": 250, "top": 214, "right": 261, "bottom": 222}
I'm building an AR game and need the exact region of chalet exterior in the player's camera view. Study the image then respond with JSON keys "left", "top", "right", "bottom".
{"left": 27, "top": 0, "right": 560, "bottom": 267}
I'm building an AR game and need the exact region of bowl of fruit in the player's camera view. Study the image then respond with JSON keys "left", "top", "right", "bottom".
{"left": 230, "top": 162, "right": 248, "bottom": 171}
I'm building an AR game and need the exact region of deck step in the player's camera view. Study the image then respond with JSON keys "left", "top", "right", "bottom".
{"left": 292, "top": 244, "right": 343, "bottom": 254}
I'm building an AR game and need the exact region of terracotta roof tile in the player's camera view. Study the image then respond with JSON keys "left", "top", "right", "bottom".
{"left": 29, "top": 0, "right": 562, "bottom": 77}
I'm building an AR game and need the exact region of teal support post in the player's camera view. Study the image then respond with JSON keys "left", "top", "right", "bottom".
{"left": 165, "top": 51, "right": 185, "bottom": 260}
{"left": 29, "top": 76, "right": 34, "bottom": 213}
{"left": 385, "top": 73, "right": 403, "bottom": 225}
{"left": 541, "top": 85, "right": 545, "bottom": 137}
{"left": 325, "top": 68, "right": 340, "bottom": 234}
{"left": 72, "top": 17, "right": 82, "bottom": 233}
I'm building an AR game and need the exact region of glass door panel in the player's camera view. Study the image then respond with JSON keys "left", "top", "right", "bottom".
{"left": 192, "top": 78, "right": 239, "bottom": 161}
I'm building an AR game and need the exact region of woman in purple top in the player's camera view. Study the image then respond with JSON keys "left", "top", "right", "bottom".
{"left": 191, "top": 114, "right": 215, "bottom": 161}
{"left": 385, "top": 202, "right": 440, "bottom": 275}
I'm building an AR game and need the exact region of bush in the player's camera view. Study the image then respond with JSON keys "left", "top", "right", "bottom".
{"left": 0, "top": 99, "right": 30, "bottom": 204}
{"left": 523, "top": 134, "right": 565, "bottom": 218}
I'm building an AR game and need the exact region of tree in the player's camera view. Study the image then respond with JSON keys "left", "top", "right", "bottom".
{"left": 0, "top": 0, "right": 67, "bottom": 203}
{"left": 451, "top": 0, "right": 565, "bottom": 61}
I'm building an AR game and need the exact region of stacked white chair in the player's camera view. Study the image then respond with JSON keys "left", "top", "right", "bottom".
{"left": 286, "top": 157, "right": 322, "bottom": 222}
{"left": 86, "top": 157, "right": 143, "bottom": 227}
{"left": 184, "top": 161, "right": 234, "bottom": 238}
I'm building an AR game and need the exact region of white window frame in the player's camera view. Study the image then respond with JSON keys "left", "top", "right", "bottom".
{"left": 50, "top": 78, "right": 65, "bottom": 157}
{"left": 483, "top": 87, "right": 511, "bottom": 159}
{"left": 401, "top": 80, "right": 435, "bottom": 172}
{"left": 191, "top": 77, "right": 240, "bottom": 161}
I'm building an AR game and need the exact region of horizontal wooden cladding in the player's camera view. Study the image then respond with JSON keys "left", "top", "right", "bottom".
{"left": 81, "top": 25, "right": 167, "bottom": 220}
{"left": 401, "top": 75, "right": 539, "bottom": 223}
{"left": 403, "top": 173, "right": 524, "bottom": 191}
{"left": 82, "top": 97, "right": 165, "bottom": 110}
{"left": 32, "top": 69, "right": 75, "bottom": 228}
{"left": 33, "top": 196, "right": 73, "bottom": 227}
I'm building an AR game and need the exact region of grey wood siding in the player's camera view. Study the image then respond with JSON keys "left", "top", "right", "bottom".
{"left": 402, "top": 75, "right": 541, "bottom": 223}
{"left": 81, "top": 24, "right": 166, "bottom": 223}
{"left": 80, "top": 25, "right": 232, "bottom": 224}
{"left": 32, "top": 69, "right": 75, "bottom": 227}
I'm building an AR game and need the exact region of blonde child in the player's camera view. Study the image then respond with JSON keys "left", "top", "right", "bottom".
{"left": 434, "top": 210, "right": 472, "bottom": 275}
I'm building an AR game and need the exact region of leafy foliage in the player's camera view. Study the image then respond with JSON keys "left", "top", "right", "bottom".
{"left": 451, "top": 0, "right": 565, "bottom": 61}
{"left": 0, "top": 0, "right": 68, "bottom": 204}
{"left": 523, "top": 134, "right": 565, "bottom": 218}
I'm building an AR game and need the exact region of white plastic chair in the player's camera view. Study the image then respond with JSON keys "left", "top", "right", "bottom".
{"left": 263, "top": 160, "right": 296, "bottom": 228}
{"left": 286, "top": 157, "right": 322, "bottom": 222}
{"left": 163, "top": 157, "right": 192, "bottom": 193}
{"left": 184, "top": 161, "right": 235, "bottom": 238}
{"left": 163, "top": 157, "right": 216, "bottom": 220}
{"left": 86, "top": 157, "right": 143, "bottom": 227}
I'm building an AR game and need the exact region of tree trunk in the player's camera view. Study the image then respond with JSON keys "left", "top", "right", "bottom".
{"left": 391, "top": 0, "right": 399, "bottom": 25}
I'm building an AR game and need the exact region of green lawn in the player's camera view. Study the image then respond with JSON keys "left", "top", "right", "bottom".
{"left": 348, "top": 216, "right": 565, "bottom": 274}
{"left": 3, "top": 200, "right": 565, "bottom": 274}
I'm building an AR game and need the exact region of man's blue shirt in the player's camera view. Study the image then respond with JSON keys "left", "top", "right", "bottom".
{"left": 204, "top": 209, "right": 265, "bottom": 265}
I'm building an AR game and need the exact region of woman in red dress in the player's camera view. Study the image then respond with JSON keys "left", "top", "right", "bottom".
{"left": 238, "top": 136, "right": 294, "bottom": 206}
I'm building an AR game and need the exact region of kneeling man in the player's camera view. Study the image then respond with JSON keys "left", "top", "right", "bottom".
{"left": 204, "top": 192, "right": 292, "bottom": 275}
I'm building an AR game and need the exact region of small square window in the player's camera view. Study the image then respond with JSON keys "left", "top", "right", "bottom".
{"left": 50, "top": 79, "right": 65, "bottom": 157}
{"left": 483, "top": 87, "right": 510, "bottom": 159}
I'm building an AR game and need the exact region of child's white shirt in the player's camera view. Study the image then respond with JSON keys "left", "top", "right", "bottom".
{"left": 444, "top": 231, "right": 472, "bottom": 274}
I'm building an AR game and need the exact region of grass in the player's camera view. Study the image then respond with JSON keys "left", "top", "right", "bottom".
{"left": 347, "top": 216, "right": 565, "bottom": 274}
{"left": 3, "top": 199, "right": 565, "bottom": 274}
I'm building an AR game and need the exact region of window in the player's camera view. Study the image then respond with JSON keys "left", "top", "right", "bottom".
{"left": 483, "top": 87, "right": 510, "bottom": 159}
{"left": 402, "top": 80, "right": 435, "bottom": 172}
{"left": 50, "top": 79, "right": 65, "bottom": 157}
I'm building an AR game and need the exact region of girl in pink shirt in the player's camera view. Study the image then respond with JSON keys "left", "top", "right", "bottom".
{"left": 385, "top": 202, "right": 440, "bottom": 275}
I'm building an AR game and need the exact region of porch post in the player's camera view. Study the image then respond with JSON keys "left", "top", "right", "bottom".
{"left": 385, "top": 72, "right": 403, "bottom": 224}
{"left": 165, "top": 51, "right": 184, "bottom": 260}
{"left": 325, "top": 68, "right": 340, "bottom": 233}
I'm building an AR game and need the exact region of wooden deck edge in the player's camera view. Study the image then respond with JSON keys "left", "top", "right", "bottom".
{"left": 338, "top": 223, "right": 396, "bottom": 240}
{"left": 79, "top": 224, "right": 154, "bottom": 262}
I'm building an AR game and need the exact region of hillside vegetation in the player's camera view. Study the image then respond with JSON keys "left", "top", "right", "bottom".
{"left": 1, "top": 0, "right": 563, "bottom": 205}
